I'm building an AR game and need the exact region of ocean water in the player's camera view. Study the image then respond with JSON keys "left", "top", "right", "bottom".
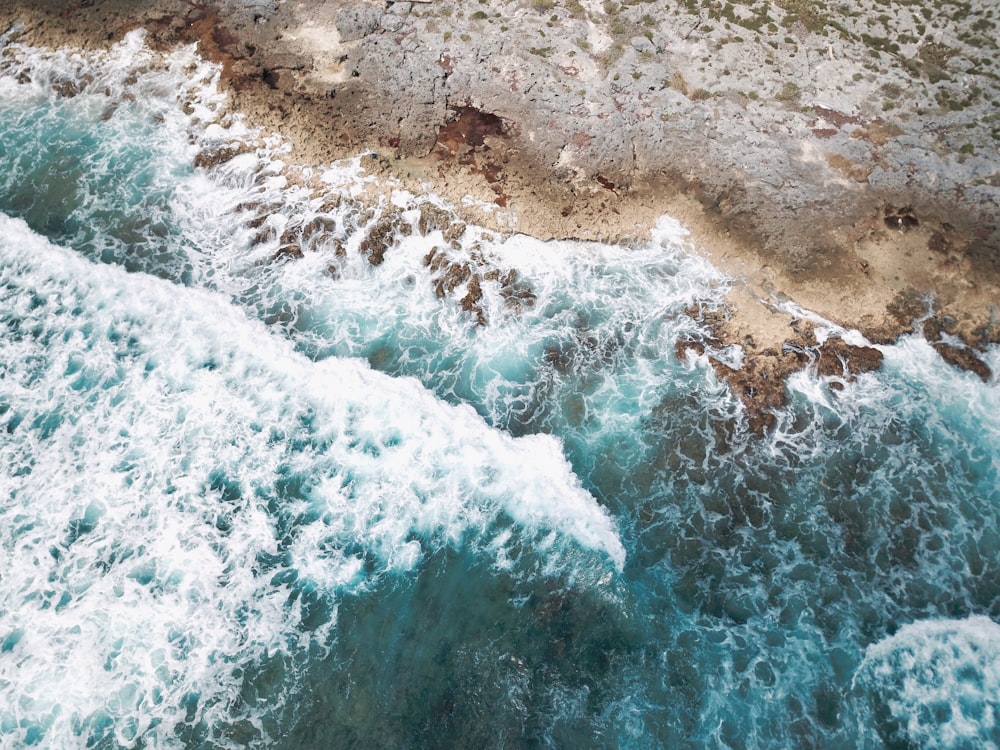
{"left": 1, "top": 31, "right": 998, "bottom": 749}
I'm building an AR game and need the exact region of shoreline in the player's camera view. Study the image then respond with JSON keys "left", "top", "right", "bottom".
{"left": 2, "top": 0, "right": 998, "bottom": 429}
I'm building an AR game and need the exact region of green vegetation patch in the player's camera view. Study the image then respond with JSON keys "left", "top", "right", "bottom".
{"left": 775, "top": 80, "right": 800, "bottom": 102}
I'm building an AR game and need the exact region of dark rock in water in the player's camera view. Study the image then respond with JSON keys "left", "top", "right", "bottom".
{"left": 545, "top": 342, "right": 575, "bottom": 374}
{"left": 52, "top": 75, "right": 89, "bottom": 98}
{"left": 674, "top": 338, "right": 706, "bottom": 361}
{"left": 434, "top": 261, "right": 471, "bottom": 298}
{"left": 298, "top": 215, "right": 338, "bottom": 253}
{"left": 676, "top": 305, "right": 885, "bottom": 434}
{"left": 417, "top": 204, "right": 453, "bottom": 235}
{"left": 460, "top": 273, "right": 482, "bottom": 309}
{"left": 442, "top": 222, "right": 467, "bottom": 244}
{"left": 359, "top": 207, "right": 404, "bottom": 265}
{"left": 273, "top": 243, "right": 302, "bottom": 261}
{"left": 814, "top": 337, "right": 883, "bottom": 379}
{"left": 932, "top": 343, "right": 992, "bottom": 382}
{"left": 710, "top": 348, "right": 808, "bottom": 435}
{"left": 193, "top": 140, "right": 259, "bottom": 170}
{"left": 716, "top": 338, "right": 883, "bottom": 433}
{"left": 252, "top": 225, "right": 276, "bottom": 245}
{"left": 423, "top": 244, "right": 533, "bottom": 325}
{"left": 460, "top": 275, "right": 487, "bottom": 326}
{"left": 497, "top": 272, "right": 536, "bottom": 312}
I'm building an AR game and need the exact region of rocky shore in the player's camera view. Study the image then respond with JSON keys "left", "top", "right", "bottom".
{"left": 2, "top": 0, "right": 998, "bottom": 429}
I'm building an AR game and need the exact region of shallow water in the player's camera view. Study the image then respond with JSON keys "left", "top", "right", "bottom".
{"left": 1, "top": 32, "right": 998, "bottom": 748}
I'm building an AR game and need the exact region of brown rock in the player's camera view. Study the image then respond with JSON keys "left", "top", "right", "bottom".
{"left": 359, "top": 207, "right": 404, "bottom": 265}
{"left": 921, "top": 315, "right": 957, "bottom": 343}
{"left": 460, "top": 274, "right": 483, "bottom": 310}
{"left": 460, "top": 275, "right": 487, "bottom": 326}
{"left": 434, "top": 262, "right": 471, "bottom": 298}
{"left": 932, "top": 343, "right": 992, "bottom": 382}
{"left": 273, "top": 243, "right": 302, "bottom": 260}
{"left": 417, "top": 204, "right": 454, "bottom": 235}
{"left": 710, "top": 348, "right": 808, "bottom": 434}
{"left": 193, "top": 140, "right": 259, "bottom": 170}
{"left": 886, "top": 288, "right": 929, "bottom": 330}
{"left": 814, "top": 337, "right": 884, "bottom": 379}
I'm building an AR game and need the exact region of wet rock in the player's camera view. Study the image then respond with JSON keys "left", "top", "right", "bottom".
{"left": 460, "top": 273, "right": 482, "bottom": 307}
{"left": 359, "top": 207, "right": 404, "bottom": 265}
{"left": 932, "top": 343, "right": 992, "bottom": 382}
{"left": 545, "top": 342, "right": 575, "bottom": 374}
{"left": 424, "top": 247, "right": 482, "bottom": 323}
{"left": 674, "top": 339, "right": 706, "bottom": 361}
{"left": 417, "top": 204, "right": 454, "bottom": 235}
{"left": 677, "top": 307, "right": 884, "bottom": 434}
{"left": 814, "top": 337, "right": 884, "bottom": 379}
{"left": 459, "top": 275, "right": 487, "bottom": 326}
{"left": 433, "top": 260, "right": 471, "bottom": 297}
{"left": 193, "top": 140, "right": 259, "bottom": 169}
{"left": 273, "top": 242, "right": 302, "bottom": 260}
{"left": 423, "top": 246, "right": 444, "bottom": 272}
{"left": 276, "top": 215, "right": 336, "bottom": 253}
{"left": 857, "top": 318, "right": 906, "bottom": 346}
{"left": 244, "top": 213, "right": 271, "bottom": 230}
{"left": 711, "top": 348, "right": 808, "bottom": 435}
{"left": 52, "top": 75, "right": 87, "bottom": 97}
{"left": 442, "top": 222, "right": 467, "bottom": 244}
{"left": 921, "top": 314, "right": 957, "bottom": 343}
{"left": 423, "top": 245, "right": 534, "bottom": 325}
{"left": 316, "top": 195, "right": 342, "bottom": 214}
{"left": 490, "top": 268, "right": 536, "bottom": 312}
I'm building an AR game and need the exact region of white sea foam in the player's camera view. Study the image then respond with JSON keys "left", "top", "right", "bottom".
{"left": 883, "top": 335, "right": 1000, "bottom": 449}
{"left": 8, "top": 29, "right": 1000, "bottom": 749}
{"left": 2, "top": 27, "right": 731, "bottom": 453}
{"left": 0, "top": 213, "right": 624, "bottom": 746}
{"left": 856, "top": 616, "right": 1000, "bottom": 748}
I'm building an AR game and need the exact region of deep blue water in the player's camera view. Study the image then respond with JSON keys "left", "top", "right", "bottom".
{"left": 1, "top": 31, "right": 999, "bottom": 749}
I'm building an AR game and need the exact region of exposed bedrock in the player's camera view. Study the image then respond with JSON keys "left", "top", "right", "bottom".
{"left": 2, "top": 0, "right": 998, "bottom": 428}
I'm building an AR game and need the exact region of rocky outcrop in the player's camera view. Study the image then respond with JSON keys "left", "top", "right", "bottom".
{"left": 678, "top": 305, "right": 885, "bottom": 433}
{"left": 4, "top": 0, "right": 998, "bottom": 250}
{"left": 1, "top": 0, "right": 996, "bottom": 432}
{"left": 932, "top": 343, "right": 992, "bottom": 382}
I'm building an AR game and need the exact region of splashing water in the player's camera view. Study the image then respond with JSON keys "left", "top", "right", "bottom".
{"left": 1, "top": 30, "right": 998, "bottom": 748}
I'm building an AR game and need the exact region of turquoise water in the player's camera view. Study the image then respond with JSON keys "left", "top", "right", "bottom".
{"left": 1, "top": 32, "right": 999, "bottom": 749}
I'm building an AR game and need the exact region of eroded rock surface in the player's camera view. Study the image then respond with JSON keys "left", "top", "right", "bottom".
{"left": 1, "top": 0, "right": 997, "bottom": 431}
